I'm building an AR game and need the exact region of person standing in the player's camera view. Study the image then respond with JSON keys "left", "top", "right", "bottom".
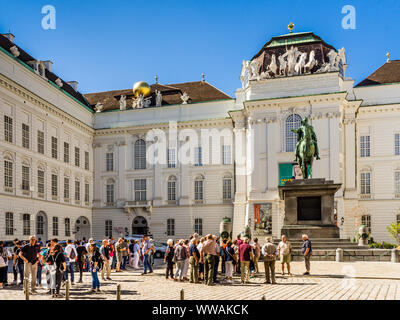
{"left": 302, "top": 234, "right": 312, "bottom": 275}
{"left": 132, "top": 240, "right": 140, "bottom": 270}
{"left": 200, "top": 234, "right": 216, "bottom": 286}
{"left": 182, "top": 239, "right": 190, "bottom": 281}
{"left": 252, "top": 238, "right": 261, "bottom": 274}
{"left": 128, "top": 239, "right": 135, "bottom": 268}
{"left": 173, "top": 240, "right": 187, "bottom": 281}
{"left": 100, "top": 239, "right": 112, "bottom": 281}
{"left": 262, "top": 236, "right": 277, "bottom": 284}
{"left": 88, "top": 243, "right": 101, "bottom": 293}
{"left": 11, "top": 238, "right": 19, "bottom": 285}
{"left": 164, "top": 239, "right": 175, "bottom": 280}
{"left": 0, "top": 241, "right": 12, "bottom": 289}
{"left": 19, "top": 235, "right": 41, "bottom": 294}
{"left": 278, "top": 235, "right": 292, "bottom": 276}
{"left": 197, "top": 237, "right": 205, "bottom": 281}
{"left": 224, "top": 240, "right": 236, "bottom": 283}
{"left": 121, "top": 238, "right": 128, "bottom": 270}
{"left": 235, "top": 235, "right": 243, "bottom": 274}
{"left": 64, "top": 239, "right": 77, "bottom": 285}
{"left": 141, "top": 236, "right": 153, "bottom": 275}
{"left": 76, "top": 241, "right": 88, "bottom": 283}
{"left": 36, "top": 242, "right": 44, "bottom": 288}
{"left": 213, "top": 236, "right": 221, "bottom": 283}
{"left": 46, "top": 244, "right": 66, "bottom": 298}
{"left": 189, "top": 238, "right": 199, "bottom": 284}
{"left": 13, "top": 241, "right": 24, "bottom": 285}
{"left": 239, "top": 237, "right": 253, "bottom": 284}
{"left": 115, "top": 238, "right": 124, "bottom": 272}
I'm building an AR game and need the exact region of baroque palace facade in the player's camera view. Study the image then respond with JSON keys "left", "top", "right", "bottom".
{"left": 0, "top": 30, "right": 400, "bottom": 243}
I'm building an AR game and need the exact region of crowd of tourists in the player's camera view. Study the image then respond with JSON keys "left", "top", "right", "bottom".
{"left": 0, "top": 232, "right": 313, "bottom": 297}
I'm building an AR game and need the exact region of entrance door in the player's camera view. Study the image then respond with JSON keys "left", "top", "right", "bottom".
{"left": 36, "top": 211, "right": 48, "bottom": 242}
{"left": 131, "top": 216, "right": 148, "bottom": 235}
{"left": 75, "top": 216, "right": 91, "bottom": 241}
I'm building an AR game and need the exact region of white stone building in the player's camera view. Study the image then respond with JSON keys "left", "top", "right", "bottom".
{"left": 0, "top": 30, "right": 399, "bottom": 243}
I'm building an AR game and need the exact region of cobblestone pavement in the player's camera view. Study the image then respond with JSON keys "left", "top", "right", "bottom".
{"left": 1, "top": 261, "right": 400, "bottom": 300}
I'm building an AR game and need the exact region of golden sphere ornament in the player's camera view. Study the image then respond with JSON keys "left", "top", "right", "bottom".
{"left": 132, "top": 81, "right": 151, "bottom": 98}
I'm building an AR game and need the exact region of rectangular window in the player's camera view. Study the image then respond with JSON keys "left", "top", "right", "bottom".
{"left": 4, "top": 160, "right": 13, "bottom": 188}
{"left": 223, "top": 178, "right": 232, "bottom": 199}
{"left": 168, "top": 180, "right": 176, "bottom": 201}
{"left": 75, "top": 147, "right": 80, "bottom": 167}
{"left": 64, "top": 142, "right": 69, "bottom": 163}
{"left": 23, "top": 214, "right": 30, "bottom": 236}
{"left": 4, "top": 115, "right": 13, "bottom": 143}
{"left": 360, "top": 135, "right": 370, "bottom": 157}
{"left": 65, "top": 218, "right": 71, "bottom": 237}
{"left": 361, "top": 172, "right": 371, "bottom": 195}
{"left": 64, "top": 177, "right": 70, "bottom": 199}
{"left": 134, "top": 179, "right": 146, "bottom": 201}
{"left": 167, "top": 219, "right": 175, "bottom": 236}
{"left": 105, "top": 220, "right": 113, "bottom": 238}
{"left": 5, "top": 212, "right": 13, "bottom": 236}
{"left": 37, "top": 170, "right": 45, "bottom": 194}
{"left": 222, "top": 145, "right": 232, "bottom": 165}
{"left": 194, "top": 147, "right": 202, "bottom": 166}
{"left": 395, "top": 134, "right": 400, "bottom": 156}
{"left": 168, "top": 148, "right": 176, "bottom": 168}
{"left": 37, "top": 130, "right": 44, "bottom": 154}
{"left": 51, "top": 174, "right": 58, "bottom": 197}
{"left": 75, "top": 180, "right": 80, "bottom": 201}
{"left": 53, "top": 216, "right": 58, "bottom": 236}
{"left": 22, "top": 123, "right": 29, "bottom": 149}
{"left": 85, "top": 183, "right": 90, "bottom": 203}
{"left": 106, "top": 153, "right": 114, "bottom": 171}
{"left": 22, "top": 166, "right": 30, "bottom": 191}
{"left": 51, "top": 137, "right": 58, "bottom": 159}
{"left": 395, "top": 171, "right": 400, "bottom": 194}
{"left": 85, "top": 151, "right": 89, "bottom": 170}
{"left": 195, "top": 180, "right": 203, "bottom": 200}
{"left": 106, "top": 184, "right": 114, "bottom": 203}
{"left": 361, "top": 215, "right": 371, "bottom": 234}
{"left": 194, "top": 218, "right": 203, "bottom": 235}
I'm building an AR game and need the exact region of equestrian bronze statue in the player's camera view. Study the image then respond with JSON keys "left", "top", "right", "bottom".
{"left": 292, "top": 117, "right": 320, "bottom": 179}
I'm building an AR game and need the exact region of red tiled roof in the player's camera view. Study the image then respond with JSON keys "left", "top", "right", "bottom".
{"left": 356, "top": 60, "right": 400, "bottom": 87}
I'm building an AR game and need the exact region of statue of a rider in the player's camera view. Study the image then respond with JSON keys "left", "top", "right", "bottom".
{"left": 292, "top": 118, "right": 320, "bottom": 177}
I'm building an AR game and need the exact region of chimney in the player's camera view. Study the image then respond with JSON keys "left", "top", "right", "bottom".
{"left": 2, "top": 33, "right": 15, "bottom": 43}
{"left": 67, "top": 81, "right": 78, "bottom": 91}
{"left": 43, "top": 60, "right": 53, "bottom": 72}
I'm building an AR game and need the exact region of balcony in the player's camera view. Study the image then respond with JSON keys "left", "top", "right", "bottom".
{"left": 359, "top": 194, "right": 371, "bottom": 199}
{"left": 124, "top": 200, "right": 153, "bottom": 214}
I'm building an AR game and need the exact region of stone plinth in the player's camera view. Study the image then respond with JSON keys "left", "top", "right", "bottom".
{"left": 278, "top": 178, "right": 341, "bottom": 239}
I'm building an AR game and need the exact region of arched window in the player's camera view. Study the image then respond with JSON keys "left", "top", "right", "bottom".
{"left": 194, "top": 175, "right": 204, "bottom": 201}
{"left": 4, "top": 154, "right": 13, "bottom": 190}
{"left": 5, "top": 212, "right": 13, "bottom": 235}
{"left": 168, "top": 176, "right": 177, "bottom": 201}
{"left": 194, "top": 218, "right": 203, "bottom": 235}
{"left": 106, "top": 179, "right": 115, "bottom": 204}
{"left": 222, "top": 174, "right": 232, "bottom": 200}
{"left": 37, "top": 214, "right": 44, "bottom": 236}
{"left": 361, "top": 215, "right": 371, "bottom": 234}
{"left": 285, "top": 114, "right": 302, "bottom": 152}
{"left": 23, "top": 213, "right": 30, "bottom": 236}
{"left": 134, "top": 139, "right": 146, "bottom": 170}
{"left": 167, "top": 218, "right": 175, "bottom": 236}
{"left": 65, "top": 218, "right": 70, "bottom": 237}
{"left": 105, "top": 220, "right": 112, "bottom": 237}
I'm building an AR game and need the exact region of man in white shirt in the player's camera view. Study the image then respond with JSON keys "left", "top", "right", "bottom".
{"left": 278, "top": 235, "right": 292, "bottom": 276}
{"left": 64, "top": 239, "right": 78, "bottom": 285}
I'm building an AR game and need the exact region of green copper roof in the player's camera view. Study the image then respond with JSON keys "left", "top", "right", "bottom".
{"left": 265, "top": 32, "right": 321, "bottom": 48}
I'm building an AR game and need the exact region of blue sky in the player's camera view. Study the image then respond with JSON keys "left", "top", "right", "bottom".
{"left": 0, "top": 0, "right": 399, "bottom": 96}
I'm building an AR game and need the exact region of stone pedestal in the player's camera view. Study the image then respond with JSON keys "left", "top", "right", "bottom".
{"left": 278, "top": 178, "right": 341, "bottom": 239}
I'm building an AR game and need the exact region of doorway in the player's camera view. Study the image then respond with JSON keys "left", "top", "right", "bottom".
{"left": 131, "top": 216, "right": 148, "bottom": 235}
{"left": 74, "top": 216, "right": 91, "bottom": 241}
{"left": 36, "top": 211, "right": 48, "bottom": 242}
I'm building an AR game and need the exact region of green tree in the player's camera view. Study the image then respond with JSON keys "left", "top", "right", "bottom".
{"left": 386, "top": 222, "right": 400, "bottom": 245}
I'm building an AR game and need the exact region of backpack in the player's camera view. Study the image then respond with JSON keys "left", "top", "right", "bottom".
{"left": 69, "top": 247, "right": 76, "bottom": 260}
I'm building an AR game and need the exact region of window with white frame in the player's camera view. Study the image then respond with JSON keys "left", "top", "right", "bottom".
{"left": 168, "top": 148, "right": 176, "bottom": 168}
{"left": 194, "top": 218, "right": 203, "bottom": 235}
{"left": 65, "top": 218, "right": 70, "bottom": 237}
{"left": 360, "top": 135, "right": 370, "bottom": 157}
{"left": 106, "top": 180, "right": 115, "bottom": 204}
{"left": 134, "top": 139, "right": 146, "bottom": 170}
{"left": 85, "top": 183, "right": 89, "bottom": 203}
{"left": 51, "top": 137, "right": 58, "bottom": 159}
{"left": 134, "top": 179, "right": 146, "bottom": 201}
{"left": 36, "top": 215, "right": 44, "bottom": 236}
{"left": 75, "top": 147, "right": 80, "bottom": 167}
{"left": 168, "top": 176, "right": 176, "bottom": 201}
{"left": 395, "top": 134, "right": 400, "bottom": 156}
{"left": 38, "top": 169, "right": 45, "bottom": 194}
{"left": 22, "top": 165, "right": 30, "bottom": 191}
{"left": 285, "top": 114, "right": 302, "bottom": 152}
{"left": 64, "top": 142, "right": 69, "bottom": 163}
{"left": 4, "top": 160, "right": 13, "bottom": 188}
{"left": 223, "top": 177, "right": 232, "bottom": 199}
{"left": 194, "top": 176, "right": 204, "bottom": 200}
{"left": 194, "top": 147, "right": 202, "bottom": 166}
{"left": 4, "top": 115, "right": 13, "bottom": 143}
{"left": 75, "top": 180, "right": 80, "bottom": 201}
{"left": 360, "top": 172, "right": 371, "bottom": 195}
{"left": 167, "top": 218, "right": 175, "bottom": 236}
{"left": 64, "top": 177, "right": 69, "bottom": 199}
{"left": 106, "top": 153, "right": 114, "bottom": 171}
{"left": 23, "top": 213, "right": 30, "bottom": 236}
{"left": 222, "top": 145, "right": 232, "bottom": 165}
{"left": 105, "top": 220, "right": 112, "bottom": 237}
{"left": 51, "top": 174, "right": 58, "bottom": 196}
{"left": 5, "top": 212, "right": 13, "bottom": 235}
{"left": 22, "top": 123, "right": 29, "bottom": 149}
{"left": 395, "top": 171, "right": 400, "bottom": 194}
{"left": 361, "top": 215, "right": 371, "bottom": 234}
{"left": 53, "top": 216, "right": 58, "bottom": 236}
{"left": 85, "top": 151, "right": 89, "bottom": 170}
{"left": 37, "top": 130, "right": 44, "bottom": 154}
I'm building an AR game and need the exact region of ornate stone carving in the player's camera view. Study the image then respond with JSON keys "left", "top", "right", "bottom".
{"left": 294, "top": 52, "right": 307, "bottom": 75}
{"left": 119, "top": 95, "right": 126, "bottom": 110}
{"left": 305, "top": 50, "right": 318, "bottom": 73}
{"left": 249, "top": 60, "right": 260, "bottom": 80}
{"left": 55, "top": 78, "right": 63, "bottom": 87}
{"left": 155, "top": 90, "right": 162, "bottom": 107}
{"left": 10, "top": 46, "right": 20, "bottom": 58}
{"left": 94, "top": 102, "right": 104, "bottom": 113}
{"left": 181, "top": 92, "right": 190, "bottom": 104}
